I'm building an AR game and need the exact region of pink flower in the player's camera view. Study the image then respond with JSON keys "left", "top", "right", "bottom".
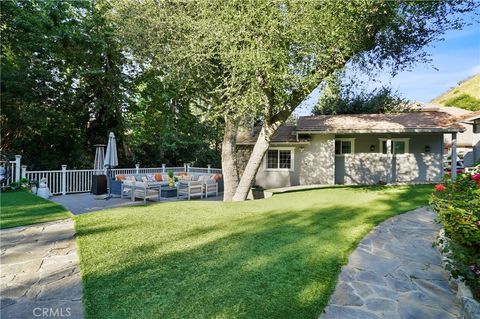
{"left": 472, "top": 173, "right": 480, "bottom": 182}
{"left": 435, "top": 184, "right": 446, "bottom": 191}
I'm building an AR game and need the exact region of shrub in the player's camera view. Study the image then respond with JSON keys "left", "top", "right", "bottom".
{"left": 444, "top": 93, "right": 480, "bottom": 111}
{"left": 431, "top": 171, "right": 480, "bottom": 300}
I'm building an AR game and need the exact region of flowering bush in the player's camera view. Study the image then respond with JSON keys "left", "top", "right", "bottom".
{"left": 431, "top": 172, "right": 480, "bottom": 300}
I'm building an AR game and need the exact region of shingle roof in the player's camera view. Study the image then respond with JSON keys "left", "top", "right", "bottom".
{"left": 297, "top": 111, "right": 464, "bottom": 133}
{"left": 237, "top": 126, "right": 304, "bottom": 145}
{"left": 456, "top": 110, "right": 480, "bottom": 122}
{"left": 236, "top": 111, "right": 464, "bottom": 145}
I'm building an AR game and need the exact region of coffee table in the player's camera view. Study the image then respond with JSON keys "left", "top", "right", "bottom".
{"left": 161, "top": 187, "right": 177, "bottom": 198}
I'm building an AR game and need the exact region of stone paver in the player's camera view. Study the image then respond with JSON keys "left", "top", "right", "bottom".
{"left": 320, "top": 207, "right": 463, "bottom": 319}
{"left": 51, "top": 192, "right": 223, "bottom": 215}
{"left": 1, "top": 220, "right": 83, "bottom": 319}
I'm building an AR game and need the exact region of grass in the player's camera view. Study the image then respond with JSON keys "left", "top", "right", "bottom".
{"left": 0, "top": 190, "right": 72, "bottom": 229}
{"left": 75, "top": 185, "right": 433, "bottom": 319}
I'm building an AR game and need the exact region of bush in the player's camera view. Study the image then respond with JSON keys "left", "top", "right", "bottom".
{"left": 444, "top": 93, "right": 480, "bottom": 111}
{"left": 431, "top": 171, "right": 480, "bottom": 300}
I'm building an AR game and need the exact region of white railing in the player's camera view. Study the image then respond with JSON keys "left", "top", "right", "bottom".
{"left": 65, "top": 169, "right": 94, "bottom": 194}
{"left": 18, "top": 158, "right": 221, "bottom": 196}
{"left": 25, "top": 170, "right": 63, "bottom": 195}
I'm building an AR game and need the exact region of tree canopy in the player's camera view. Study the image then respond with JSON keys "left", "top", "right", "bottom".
{"left": 313, "top": 73, "right": 412, "bottom": 115}
{"left": 1, "top": 0, "right": 221, "bottom": 169}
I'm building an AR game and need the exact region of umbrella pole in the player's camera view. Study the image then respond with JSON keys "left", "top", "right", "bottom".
{"left": 105, "top": 165, "right": 111, "bottom": 200}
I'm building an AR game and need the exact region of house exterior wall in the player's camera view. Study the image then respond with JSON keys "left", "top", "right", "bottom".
{"left": 237, "top": 145, "right": 302, "bottom": 189}
{"left": 335, "top": 133, "right": 443, "bottom": 184}
{"left": 298, "top": 134, "right": 335, "bottom": 185}
{"left": 341, "top": 153, "right": 442, "bottom": 184}
{"left": 467, "top": 127, "right": 480, "bottom": 166}
{"left": 238, "top": 132, "right": 443, "bottom": 189}
{"left": 238, "top": 135, "right": 335, "bottom": 189}
{"left": 253, "top": 145, "right": 302, "bottom": 189}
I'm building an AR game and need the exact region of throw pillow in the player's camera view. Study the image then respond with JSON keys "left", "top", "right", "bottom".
{"left": 154, "top": 173, "right": 162, "bottom": 181}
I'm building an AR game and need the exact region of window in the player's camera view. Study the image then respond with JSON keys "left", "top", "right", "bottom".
{"left": 335, "top": 139, "right": 355, "bottom": 155}
{"left": 265, "top": 148, "right": 294, "bottom": 170}
{"left": 379, "top": 139, "right": 409, "bottom": 154}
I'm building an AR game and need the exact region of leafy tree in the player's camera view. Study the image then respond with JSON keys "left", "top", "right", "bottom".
{"left": 1, "top": 0, "right": 222, "bottom": 170}
{"left": 112, "top": 0, "right": 478, "bottom": 201}
{"left": 313, "top": 74, "right": 412, "bottom": 115}
{"left": 125, "top": 69, "right": 222, "bottom": 167}
{"left": 1, "top": 0, "right": 129, "bottom": 169}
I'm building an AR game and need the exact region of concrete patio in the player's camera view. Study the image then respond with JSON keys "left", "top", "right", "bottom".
{"left": 51, "top": 192, "right": 223, "bottom": 215}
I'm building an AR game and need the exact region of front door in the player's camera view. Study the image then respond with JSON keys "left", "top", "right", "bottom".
{"left": 334, "top": 156, "right": 345, "bottom": 184}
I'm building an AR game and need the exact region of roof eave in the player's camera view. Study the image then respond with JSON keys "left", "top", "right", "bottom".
{"left": 296, "top": 128, "right": 465, "bottom": 134}
{"left": 236, "top": 141, "right": 311, "bottom": 146}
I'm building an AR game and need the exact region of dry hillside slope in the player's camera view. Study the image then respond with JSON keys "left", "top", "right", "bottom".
{"left": 431, "top": 74, "right": 480, "bottom": 111}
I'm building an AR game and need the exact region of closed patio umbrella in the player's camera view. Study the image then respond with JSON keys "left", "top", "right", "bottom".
{"left": 104, "top": 132, "right": 118, "bottom": 199}
{"left": 104, "top": 132, "right": 118, "bottom": 168}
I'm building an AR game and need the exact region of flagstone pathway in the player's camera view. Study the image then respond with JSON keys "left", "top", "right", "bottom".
{"left": 0, "top": 219, "right": 83, "bottom": 319}
{"left": 320, "top": 207, "right": 463, "bottom": 319}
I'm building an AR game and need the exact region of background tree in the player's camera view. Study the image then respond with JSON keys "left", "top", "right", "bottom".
{"left": 125, "top": 69, "right": 222, "bottom": 167}
{"left": 313, "top": 73, "right": 412, "bottom": 115}
{"left": 1, "top": 0, "right": 128, "bottom": 169}
{"left": 1, "top": 0, "right": 222, "bottom": 169}
{"left": 112, "top": 0, "right": 478, "bottom": 201}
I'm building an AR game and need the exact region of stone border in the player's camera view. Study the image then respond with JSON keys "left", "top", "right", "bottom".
{"left": 0, "top": 219, "right": 83, "bottom": 319}
{"left": 436, "top": 229, "right": 480, "bottom": 319}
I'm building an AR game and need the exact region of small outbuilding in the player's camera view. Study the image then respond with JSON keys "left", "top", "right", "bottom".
{"left": 237, "top": 110, "right": 464, "bottom": 189}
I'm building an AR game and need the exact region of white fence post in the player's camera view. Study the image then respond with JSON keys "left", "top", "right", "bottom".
{"left": 15, "top": 155, "right": 21, "bottom": 182}
{"left": 61, "top": 165, "right": 67, "bottom": 195}
{"left": 207, "top": 164, "right": 211, "bottom": 174}
{"left": 162, "top": 164, "right": 166, "bottom": 173}
{"left": 21, "top": 165, "right": 27, "bottom": 179}
{"left": 135, "top": 163, "right": 140, "bottom": 174}
{"left": 184, "top": 163, "right": 187, "bottom": 172}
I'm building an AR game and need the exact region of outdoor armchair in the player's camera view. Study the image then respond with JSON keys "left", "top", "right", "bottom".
{"left": 203, "top": 180, "right": 218, "bottom": 198}
{"left": 177, "top": 181, "right": 203, "bottom": 200}
{"left": 122, "top": 180, "right": 160, "bottom": 203}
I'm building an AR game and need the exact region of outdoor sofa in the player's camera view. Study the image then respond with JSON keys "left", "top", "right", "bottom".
{"left": 110, "top": 172, "right": 223, "bottom": 201}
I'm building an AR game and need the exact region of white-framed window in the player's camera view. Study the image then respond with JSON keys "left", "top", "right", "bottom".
{"left": 379, "top": 138, "right": 410, "bottom": 154}
{"left": 264, "top": 147, "right": 294, "bottom": 171}
{"left": 335, "top": 138, "right": 355, "bottom": 155}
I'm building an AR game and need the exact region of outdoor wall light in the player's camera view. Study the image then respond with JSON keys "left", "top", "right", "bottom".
{"left": 370, "top": 145, "right": 375, "bottom": 152}
{"left": 425, "top": 145, "right": 431, "bottom": 153}
{"left": 299, "top": 146, "right": 305, "bottom": 152}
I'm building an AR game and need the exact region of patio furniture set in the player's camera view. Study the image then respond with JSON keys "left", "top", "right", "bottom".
{"left": 112, "top": 172, "right": 222, "bottom": 203}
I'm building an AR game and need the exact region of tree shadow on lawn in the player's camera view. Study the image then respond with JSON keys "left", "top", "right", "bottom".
{"left": 78, "top": 187, "right": 430, "bottom": 319}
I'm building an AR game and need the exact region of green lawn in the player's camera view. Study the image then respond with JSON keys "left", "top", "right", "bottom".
{"left": 75, "top": 185, "right": 432, "bottom": 319}
{"left": 0, "top": 191, "right": 72, "bottom": 229}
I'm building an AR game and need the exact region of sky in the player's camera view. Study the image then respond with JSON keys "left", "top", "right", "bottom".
{"left": 295, "top": 12, "right": 480, "bottom": 116}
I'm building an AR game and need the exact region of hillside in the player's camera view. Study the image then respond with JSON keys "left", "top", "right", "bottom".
{"left": 431, "top": 74, "right": 480, "bottom": 111}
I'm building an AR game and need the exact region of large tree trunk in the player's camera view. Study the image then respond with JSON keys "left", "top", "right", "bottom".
{"left": 232, "top": 123, "right": 279, "bottom": 201}
{"left": 221, "top": 115, "right": 240, "bottom": 201}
